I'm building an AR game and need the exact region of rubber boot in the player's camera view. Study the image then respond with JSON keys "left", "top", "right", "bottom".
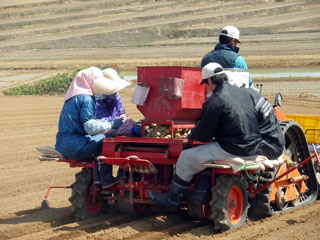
{"left": 149, "top": 174, "right": 190, "bottom": 212}
{"left": 94, "top": 160, "right": 101, "bottom": 184}
{"left": 188, "top": 169, "right": 212, "bottom": 204}
{"left": 97, "top": 160, "right": 124, "bottom": 189}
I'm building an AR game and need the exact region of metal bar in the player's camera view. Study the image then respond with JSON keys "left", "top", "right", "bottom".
{"left": 44, "top": 177, "right": 55, "bottom": 199}
{"left": 252, "top": 153, "right": 317, "bottom": 195}
{"left": 312, "top": 144, "right": 320, "bottom": 166}
{"left": 305, "top": 129, "right": 320, "bottom": 134}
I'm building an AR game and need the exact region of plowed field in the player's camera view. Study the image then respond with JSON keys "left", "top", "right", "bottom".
{"left": 1, "top": 0, "right": 320, "bottom": 239}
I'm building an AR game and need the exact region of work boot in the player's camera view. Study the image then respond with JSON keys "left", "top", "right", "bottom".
{"left": 149, "top": 174, "right": 190, "bottom": 212}
{"left": 93, "top": 160, "right": 101, "bottom": 184}
{"left": 96, "top": 159, "right": 125, "bottom": 189}
{"left": 188, "top": 169, "right": 212, "bottom": 204}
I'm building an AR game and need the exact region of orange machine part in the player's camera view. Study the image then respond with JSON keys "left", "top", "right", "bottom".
{"left": 274, "top": 108, "right": 287, "bottom": 121}
{"left": 270, "top": 163, "right": 307, "bottom": 203}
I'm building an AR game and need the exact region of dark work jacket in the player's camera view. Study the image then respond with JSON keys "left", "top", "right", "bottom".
{"left": 201, "top": 44, "right": 239, "bottom": 68}
{"left": 190, "top": 82, "right": 285, "bottom": 159}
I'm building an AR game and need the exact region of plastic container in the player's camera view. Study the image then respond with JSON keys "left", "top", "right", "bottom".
{"left": 285, "top": 114, "right": 320, "bottom": 144}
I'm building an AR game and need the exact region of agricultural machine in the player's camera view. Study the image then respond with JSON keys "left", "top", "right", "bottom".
{"left": 38, "top": 66, "right": 320, "bottom": 232}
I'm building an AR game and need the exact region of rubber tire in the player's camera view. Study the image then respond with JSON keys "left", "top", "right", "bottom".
{"left": 69, "top": 168, "right": 108, "bottom": 221}
{"left": 210, "top": 175, "right": 248, "bottom": 232}
{"left": 248, "top": 168, "right": 277, "bottom": 220}
{"left": 314, "top": 161, "right": 320, "bottom": 199}
{"left": 250, "top": 121, "right": 317, "bottom": 219}
{"left": 187, "top": 202, "right": 210, "bottom": 220}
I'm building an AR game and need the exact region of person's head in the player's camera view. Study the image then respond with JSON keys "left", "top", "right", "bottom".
{"left": 201, "top": 63, "right": 228, "bottom": 92}
{"left": 219, "top": 25, "right": 241, "bottom": 46}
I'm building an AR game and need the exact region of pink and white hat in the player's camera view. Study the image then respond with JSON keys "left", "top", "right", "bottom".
{"left": 64, "top": 67, "right": 130, "bottom": 101}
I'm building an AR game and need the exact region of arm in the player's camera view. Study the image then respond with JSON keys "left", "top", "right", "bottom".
{"left": 190, "top": 100, "right": 220, "bottom": 142}
{"left": 114, "top": 93, "right": 126, "bottom": 117}
{"left": 235, "top": 56, "right": 252, "bottom": 87}
{"left": 79, "top": 95, "right": 120, "bottom": 136}
{"left": 83, "top": 119, "right": 113, "bottom": 135}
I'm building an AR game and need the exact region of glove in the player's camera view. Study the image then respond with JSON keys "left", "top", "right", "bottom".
{"left": 110, "top": 119, "right": 123, "bottom": 129}
{"left": 187, "top": 134, "right": 192, "bottom": 141}
{"left": 131, "top": 125, "right": 142, "bottom": 137}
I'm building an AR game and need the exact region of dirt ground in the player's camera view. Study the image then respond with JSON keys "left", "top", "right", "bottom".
{"left": 1, "top": 0, "right": 320, "bottom": 239}
{"left": 1, "top": 84, "right": 320, "bottom": 240}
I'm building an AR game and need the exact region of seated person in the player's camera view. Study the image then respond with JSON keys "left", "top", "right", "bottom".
{"left": 95, "top": 68, "right": 140, "bottom": 137}
{"left": 95, "top": 68, "right": 128, "bottom": 121}
{"left": 149, "top": 63, "right": 285, "bottom": 211}
{"left": 55, "top": 67, "right": 130, "bottom": 188}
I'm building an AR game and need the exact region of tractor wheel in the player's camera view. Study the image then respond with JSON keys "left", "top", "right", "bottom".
{"left": 281, "top": 121, "right": 318, "bottom": 202}
{"left": 117, "top": 199, "right": 146, "bottom": 215}
{"left": 249, "top": 121, "right": 318, "bottom": 219}
{"left": 187, "top": 201, "right": 211, "bottom": 220}
{"left": 248, "top": 168, "right": 277, "bottom": 219}
{"left": 210, "top": 175, "right": 248, "bottom": 232}
{"left": 314, "top": 161, "right": 320, "bottom": 199}
{"left": 69, "top": 168, "right": 108, "bottom": 221}
{"left": 116, "top": 191, "right": 150, "bottom": 215}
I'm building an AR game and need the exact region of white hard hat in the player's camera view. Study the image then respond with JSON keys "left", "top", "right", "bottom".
{"left": 201, "top": 63, "right": 225, "bottom": 84}
{"left": 220, "top": 25, "right": 241, "bottom": 43}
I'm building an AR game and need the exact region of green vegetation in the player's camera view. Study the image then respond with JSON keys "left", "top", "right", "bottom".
{"left": 3, "top": 65, "right": 109, "bottom": 96}
{"left": 3, "top": 71, "right": 77, "bottom": 96}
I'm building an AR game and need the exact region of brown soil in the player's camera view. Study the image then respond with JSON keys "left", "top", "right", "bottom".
{"left": 1, "top": 85, "right": 320, "bottom": 240}
{"left": 0, "top": 0, "right": 320, "bottom": 239}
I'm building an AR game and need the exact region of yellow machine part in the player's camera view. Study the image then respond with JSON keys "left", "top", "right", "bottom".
{"left": 285, "top": 114, "right": 320, "bottom": 144}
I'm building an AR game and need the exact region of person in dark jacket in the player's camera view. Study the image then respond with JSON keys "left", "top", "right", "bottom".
{"left": 149, "top": 63, "right": 285, "bottom": 212}
{"left": 201, "top": 25, "right": 252, "bottom": 88}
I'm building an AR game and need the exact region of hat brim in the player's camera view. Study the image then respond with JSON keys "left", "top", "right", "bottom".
{"left": 93, "top": 77, "right": 117, "bottom": 95}
{"left": 93, "top": 76, "right": 131, "bottom": 95}
{"left": 112, "top": 79, "right": 131, "bottom": 93}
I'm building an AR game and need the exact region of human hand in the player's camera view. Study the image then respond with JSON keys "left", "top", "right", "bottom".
{"left": 111, "top": 119, "right": 124, "bottom": 129}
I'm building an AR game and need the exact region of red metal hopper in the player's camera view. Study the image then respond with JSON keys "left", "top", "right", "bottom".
{"left": 135, "top": 66, "right": 206, "bottom": 121}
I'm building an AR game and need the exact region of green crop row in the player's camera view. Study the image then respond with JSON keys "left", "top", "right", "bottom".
{"left": 3, "top": 66, "right": 109, "bottom": 96}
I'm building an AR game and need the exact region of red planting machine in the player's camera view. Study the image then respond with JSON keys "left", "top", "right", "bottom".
{"left": 40, "top": 66, "right": 320, "bottom": 232}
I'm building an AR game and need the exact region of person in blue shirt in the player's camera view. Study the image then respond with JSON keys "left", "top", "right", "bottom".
{"left": 95, "top": 68, "right": 128, "bottom": 121}
{"left": 55, "top": 67, "right": 130, "bottom": 189}
{"left": 95, "top": 92, "right": 126, "bottom": 121}
{"left": 201, "top": 25, "right": 252, "bottom": 88}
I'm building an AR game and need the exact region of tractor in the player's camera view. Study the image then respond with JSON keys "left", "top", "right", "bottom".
{"left": 37, "top": 66, "right": 319, "bottom": 232}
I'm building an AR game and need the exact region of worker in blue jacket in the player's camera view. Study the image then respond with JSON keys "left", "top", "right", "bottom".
{"left": 201, "top": 25, "right": 252, "bottom": 88}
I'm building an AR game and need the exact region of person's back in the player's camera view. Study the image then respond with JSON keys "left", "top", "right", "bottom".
{"left": 56, "top": 94, "right": 97, "bottom": 159}
{"left": 201, "top": 25, "right": 252, "bottom": 87}
{"left": 191, "top": 80, "right": 284, "bottom": 159}
{"left": 201, "top": 43, "right": 239, "bottom": 68}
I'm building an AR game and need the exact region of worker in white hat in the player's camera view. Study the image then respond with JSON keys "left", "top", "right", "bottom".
{"left": 201, "top": 25, "right": 252, "bottom": 88}
{"left": 56, "top": 67, "right": 131, "bottom": 189}
{"left": 150, "top": 62, "right": 284, "bottom": 212}
{"left": 95, "top": 68, "right": 131, "bottom": 121}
